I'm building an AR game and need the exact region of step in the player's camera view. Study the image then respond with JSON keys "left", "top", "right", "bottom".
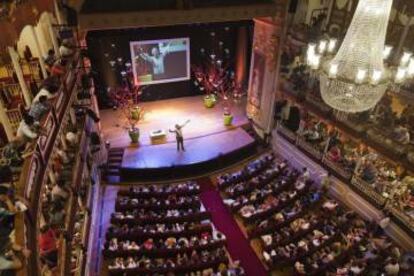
{"left": 106, "top": 169, "right": 120, "bottom": 176}
{"left": 107, "top": 164, "right": 120, "bottom": 170}
{"left": 105, "top": 175, "right": 121, "bottom": 184}
{"left": 108, "top": 156, "right": 123, "bottom": 162}
{"left": 108, "top": 153, "right": 124, "bottom": 158}
{"left": 109, "top": 148, "right": 125, "bottom": 153}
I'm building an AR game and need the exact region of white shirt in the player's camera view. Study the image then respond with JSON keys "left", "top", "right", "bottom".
{"left": 33, "top": 88, "right": 57, "bottom": 103}
{"left": 17, "top": 121, "right": 38, "bottom": 140}
{"left": 59, "top": 45, "right": 74, "bottom": 57}
{"left": 384, "top": 263, "right": 399, "bottom": 275}
{"left": 148, "top": 55, "right": 165, "bottom": 75}
{"left": 175, "top": 127, "right": 183, "bottom": 138}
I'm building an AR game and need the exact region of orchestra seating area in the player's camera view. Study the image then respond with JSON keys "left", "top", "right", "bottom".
{"left": 103, "top": 182, "right": 246, "bottom": 275}
{"left": 216, "top": 153, "right": 410, "bottom": 275}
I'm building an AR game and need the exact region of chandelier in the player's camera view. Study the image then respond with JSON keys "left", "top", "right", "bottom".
{"left": 306, "top": 0, "right": 414, "bottom": 113}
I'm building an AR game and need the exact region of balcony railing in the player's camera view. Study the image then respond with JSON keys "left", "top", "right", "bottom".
{"left": 14, "top": 52, "right": 90, "bottom": 276}
{"left": 5, "top": 107, "right": 22, "bottom": 133}
{"left": 276, "top": 123, "right": 414, "bottom": 238}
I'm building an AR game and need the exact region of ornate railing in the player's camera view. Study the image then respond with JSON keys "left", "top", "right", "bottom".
{"left": 5, "top": 107, "right": 22, "bottom": 133}
{"left": 15, "top": 52, "right": 87, "bottom": 276}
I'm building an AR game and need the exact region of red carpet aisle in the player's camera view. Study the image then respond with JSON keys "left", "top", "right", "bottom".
{"left": 198, "top": 178, "right": 267, "bottom": 276}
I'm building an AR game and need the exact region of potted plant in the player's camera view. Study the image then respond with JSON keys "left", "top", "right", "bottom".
{"left": 111, "top": 85, "right": 145, "bottom": 144}
{"left": 223, "top": 102, "right": 233, "bottom": 126}
{"left": 204, "top": 94, "right": 216, "bottom": 108}
{"left": 125, "top": 104, "right": 143, "bottom": 143}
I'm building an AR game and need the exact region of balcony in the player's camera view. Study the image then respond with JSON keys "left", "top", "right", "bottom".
{"left": 78, "top": 0, "right": 286, "bottom": 30}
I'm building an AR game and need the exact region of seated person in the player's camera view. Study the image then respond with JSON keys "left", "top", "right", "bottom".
{"left": 327, "top": 145, "right": 342, "bottom": 162}
{"left": 393, "top": 125, "right": 410, "bottom": 144}
{"left": 59, "top": 39, "right": 75, "bottom": 58}
{"left": 384, "top": 258, "right": 400, "bottom": 275}
{"left": 39, "top": 225, "right": 58, "bottom": 267}
{"left": 51, "top": 179, "right": 70, "bottom": 201}
{"left": 360, "top": 162, "right": 377, "bottom": 183}
{"left": 2, "top": 138, "right": 25, "bottom": 167}
{"left": 29, "top": 95, "right": 51, "bottom": 121}
{"left": 44, "top": 49, "right": 56, "bottom": 68}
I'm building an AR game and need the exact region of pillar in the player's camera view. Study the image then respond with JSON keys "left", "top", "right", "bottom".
{"left": 54, "top": 0, "right": 64, "bottom": 25}
{"left": 394, "top": 15, "right": 413, "bottom": 61}
{"left": 0, "top": 100, "right": 14, "bottom": 141}
{"left": 47, "top": 15, "right": 61, "bottom": 58}
{"left": 324, "top": 0, "right": 335, "bottom": 31}
{"left": 247, "top": 13, "right": 288, "bottom": 138}
{"left": 8, "top": 47, "right": 32, "bottom": 107}
{"left": 29, "top": 26, "right": 48, "bottom": 79}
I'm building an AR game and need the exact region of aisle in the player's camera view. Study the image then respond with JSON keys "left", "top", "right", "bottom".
{"left": 198, "top": 178, "right": 267, "bottom": 276}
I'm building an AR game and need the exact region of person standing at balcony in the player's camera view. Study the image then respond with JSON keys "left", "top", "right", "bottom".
{"left": 29, "top": 95, "right": 51, "bottom": 121}
{"left": 16, "top": 114, "right": 45, "bottom": 153}
{"left": 32, "top": 83, "right": 59, "bottom": 103}
{"left": 16, "top": 114, "right": 38, "bottom": 142}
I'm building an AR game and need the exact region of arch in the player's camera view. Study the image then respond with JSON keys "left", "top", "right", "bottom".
{"left": 17, "top": 25, "right": 41, "bottom": 60}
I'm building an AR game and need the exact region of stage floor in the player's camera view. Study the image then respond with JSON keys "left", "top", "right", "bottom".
{"left": 121, "top": 127, "right": 255, "bottom": 170}
{"left": 100, "top": 95, "right": 249, "bottom": 148}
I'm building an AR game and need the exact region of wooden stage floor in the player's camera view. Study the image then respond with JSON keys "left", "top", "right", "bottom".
{"left": 121, "top": 128, "right": 255, "bottom": 170}
{"left": 100, "top": 95, "right": 249, "bottom": 148}
{"left": 100, "top": 95, "right": 255, "bottom": 179}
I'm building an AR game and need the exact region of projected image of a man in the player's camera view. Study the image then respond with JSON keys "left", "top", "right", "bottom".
{"left": 139, "top": 43, "right": 171, "bottom": 79}
{"left": 131, "top": 38, "right": 190, "bottom": 85}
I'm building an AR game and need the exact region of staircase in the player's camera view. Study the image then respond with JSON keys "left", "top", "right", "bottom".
{"left": 105, "top": 147, "right": 124, "bottom": 183}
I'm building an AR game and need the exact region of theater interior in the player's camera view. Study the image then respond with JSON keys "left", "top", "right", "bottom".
{"left": 1, "top": 0, "right": 414, "bottom": 275}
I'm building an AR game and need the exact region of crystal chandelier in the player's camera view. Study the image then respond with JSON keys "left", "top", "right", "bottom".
{"left": 306, "top": 0, "right": 414, "bottom": 113}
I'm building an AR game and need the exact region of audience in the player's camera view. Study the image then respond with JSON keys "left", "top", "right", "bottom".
{"left": 217, "top": 154, "right": 405, "bottom": 275}
{"left": 104, "top": 182, "right": 244, "bottom": 275}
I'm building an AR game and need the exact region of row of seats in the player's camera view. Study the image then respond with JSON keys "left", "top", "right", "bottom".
{"left": 217, "top": 153, "right": 405, "bottom": 275}
{"left": 104, "top": 181, "right": 245, "bottom": 275}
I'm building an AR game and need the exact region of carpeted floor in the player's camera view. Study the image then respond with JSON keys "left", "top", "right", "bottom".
{"left": 198, "top": 178, "right": 268, "bottom": 276}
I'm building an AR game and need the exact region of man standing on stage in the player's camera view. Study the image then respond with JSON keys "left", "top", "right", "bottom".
{"left": 170, "top": 120, "right": 190, "bottom": 151}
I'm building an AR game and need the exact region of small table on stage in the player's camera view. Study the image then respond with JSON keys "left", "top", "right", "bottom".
{"left": 150, "top": 130, "right": 167, "bottom": 144}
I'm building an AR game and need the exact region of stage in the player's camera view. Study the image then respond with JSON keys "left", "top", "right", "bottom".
{"left": 100, "top": 95, "right": 257, "bottom": 181}
{"left": 100, "top": 95, "right": 249, "bottom": 147}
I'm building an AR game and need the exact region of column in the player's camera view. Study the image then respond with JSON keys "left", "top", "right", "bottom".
{"left": 394, "top": 15, "right": 413, "bottom": 61}
{"left": 247, "top": 15, "right": 287, "bottom": 138}
{"left": 324, "top": 0, "right": 335, "bottom": 31}
{"left": 47, "top": 14, "right": 61, "bottom": 58}
{"left": 54, "top": 0, "right": 64, "bottom": 25}
{"left": 8, "top": 47, "right": 32, "bottom": 107}
{"left": 0, "top": 100, "right": 14, "bottom": 141}
{"left": 29, "top": 26, "right": 48, "bottom": 79}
